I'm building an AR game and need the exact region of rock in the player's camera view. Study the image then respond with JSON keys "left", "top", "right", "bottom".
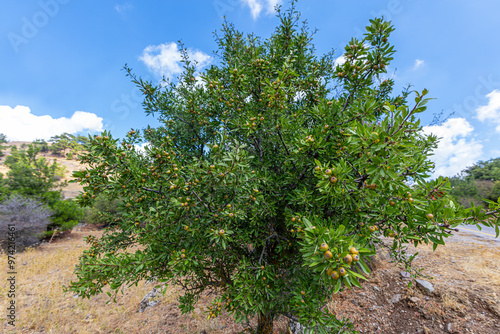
{"left": 389, "top": 294, "right": 401, "bottom": 304}
{"left": 289, "top": 318, "right": 309, "bottom": 334}
{"left": 139, "top": 287, "right": 160, "bottom": 312}
{"left": 410, "top": 297, "right": 420, "bottom": 303}
{"left": 446, "top": 323, "right": 460, "bottom": 333}
{"left": 416, "top": 279, "right": 434, "bottom": 295}
{"left": 373, "top": 286, "right": 380, "bottom": 291}
{"left": 400, "top": 271, "right": 411, "bottom": 279}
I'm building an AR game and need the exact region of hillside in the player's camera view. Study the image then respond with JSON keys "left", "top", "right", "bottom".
{"left": 0, "top": 141, "right": 84, "bottom": 199}
{"left": 449, "top": 157, "right": 500, "bottom": 208}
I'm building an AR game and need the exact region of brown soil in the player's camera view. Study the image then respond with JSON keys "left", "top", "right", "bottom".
{"left": 330, "top": 234, "right": 500, "bottom": 333}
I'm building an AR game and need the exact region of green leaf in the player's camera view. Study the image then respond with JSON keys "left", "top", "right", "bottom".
{"left": 333, "top": 278, "right": 342, "bottom": 293}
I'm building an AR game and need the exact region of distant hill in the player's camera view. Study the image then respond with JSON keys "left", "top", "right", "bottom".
{"left": 449, "top": 157, "right": 500, "bottom": 207}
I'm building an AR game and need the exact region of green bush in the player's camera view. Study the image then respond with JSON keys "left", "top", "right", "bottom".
{"left": 48, "top": 199, "right": 83, "bottom": 231}
{"left": 83, "top": 194, "right": 124, "bottom": 226}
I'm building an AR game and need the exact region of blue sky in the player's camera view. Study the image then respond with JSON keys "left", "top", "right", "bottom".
{"left": 1, "top": 0, "right": 500, "bottom": 178}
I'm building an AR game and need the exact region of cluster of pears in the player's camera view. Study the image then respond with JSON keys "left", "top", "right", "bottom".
{"left": 320, "top": 243, "right": 360, "bottom": 279}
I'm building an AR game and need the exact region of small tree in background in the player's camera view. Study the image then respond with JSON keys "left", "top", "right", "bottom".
{"left": 33, "top": 139, "right": 50, "bottom": 153}
{"left": 0, "top": 133, "right": 7, "bottom": 157}
{"left": 4, "top": 143, "right": 63, "bottom": 196}
{"left": 0, "top": 195, "right": 53, "bottom": 250}
{"left": 67, "top": 4, "right": 500, "bottom": 333}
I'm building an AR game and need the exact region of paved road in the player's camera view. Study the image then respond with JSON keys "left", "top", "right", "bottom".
{"left": 457, "top": 224, "right": 499, "bottom": 241}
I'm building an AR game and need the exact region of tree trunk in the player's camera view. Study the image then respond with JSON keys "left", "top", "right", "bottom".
{"left": 256, "top": 311, "right": 273, "bottom": 334}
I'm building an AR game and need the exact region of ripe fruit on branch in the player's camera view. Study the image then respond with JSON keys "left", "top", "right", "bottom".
{"left": 330, "top": 271, "right": 340, "bottom": 279}
{"left": 368, "top": 226, "right": 376, "bottom": 233}
{"left": 352, "top": 255, "right": 360, "bottom": 262}
{"left": 324, "top": 251, "right": 333, "bottom": 259}
{"left": 325, "top": 169, "right": 332, "bottom": 175}
{"left": 343, "top": 254, "right": 353, "bottom": 264}
{"left": 219, "top": 229, "right": 225, "bottom": 235}
{"left": 339, "top": 268, "right": 347, "bottom": 276}
{"left": 349, "top": 247, "right": 359, "bottom": 255}
{"left": 389, "top": 200, "right": 395, "bottom": 206}
{"left": 426, "top": 213, "right": 434, "bottom": 219}
{"left": 320, "top": 243, "right": 329, "bottom": 251}
{"left": 330, "top": 176, "right": 338, "bottom": 184}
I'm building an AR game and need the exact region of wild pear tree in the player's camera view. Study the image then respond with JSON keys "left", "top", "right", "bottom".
{"left": 67, "top": 4, "right": 500, "bottom": 333}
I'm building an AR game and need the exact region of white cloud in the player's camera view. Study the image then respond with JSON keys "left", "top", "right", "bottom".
{"left": 476, "top": 89, "right": 500, "bottom": 133}
{"left": 134, "top": 142, "right": 150, "bottom": 156}
{"left": 334, "top": 55, "right": 346, "bottom": 68}
{"left": 240, "top": 0, "right": 282, "bottom": 19}
{"left": 114, "top": 2, "right": 133, "bottom": 14}
{"left": 0, "top": 105, "right": 103, "bottom": 142}
{"left": 422, "top": 117, "right": 483, "bottom": 178}
{"left": 139, "top": 42, "right": 211, "bottom": 80}
{"left": 413, "top": 59, "right": 424, "bottom": 70}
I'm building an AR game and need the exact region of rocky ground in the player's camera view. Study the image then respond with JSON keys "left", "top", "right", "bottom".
{"left": 330, "top": 239, "right": 500, "bottom": 334}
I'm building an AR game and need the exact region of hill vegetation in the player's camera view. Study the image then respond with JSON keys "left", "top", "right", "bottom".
{"left": 448, "top": 157, "right": 500, "bottom": 208}
{"left": 0, "top": 134, "right": 128, "bottom": 251}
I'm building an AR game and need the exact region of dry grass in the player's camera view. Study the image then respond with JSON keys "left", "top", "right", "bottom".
{"left": 0, "top": 230, "right": 175, "bottom": 334}
{"left": 410, "top": 237, "right": 500, "bottom": 289}
{"left": 0, "top": 229, "right": 290, "bottom": 334}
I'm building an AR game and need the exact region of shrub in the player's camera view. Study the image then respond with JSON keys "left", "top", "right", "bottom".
{"left": 0, "top": 195, "right": 52, "bottom": 250}
{"left": 82, "top": 194, "right": 123, "bottom": 226}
